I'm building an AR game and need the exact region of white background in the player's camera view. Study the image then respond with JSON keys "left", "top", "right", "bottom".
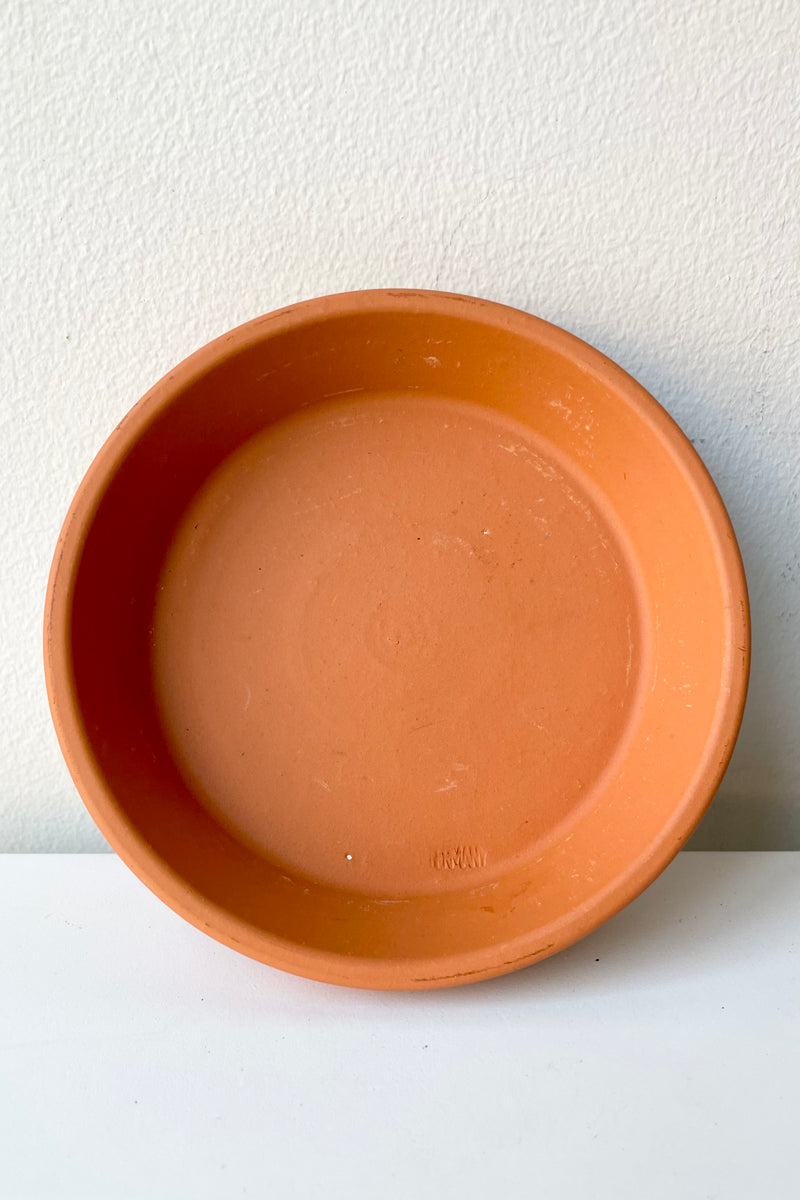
{"left": 2, "top": 0, "right": 798, "bottom": 850}
{"left": 2, "top": 853, "right": 799, "bottom": 1199}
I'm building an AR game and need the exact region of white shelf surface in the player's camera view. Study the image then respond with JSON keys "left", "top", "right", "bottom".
{"left": 1, "top": 852, "right": 798, "bottom": 1200}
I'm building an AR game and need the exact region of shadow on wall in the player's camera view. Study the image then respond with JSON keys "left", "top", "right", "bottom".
{"left": 688, "top": 797, "right": 800, "bottom": 850}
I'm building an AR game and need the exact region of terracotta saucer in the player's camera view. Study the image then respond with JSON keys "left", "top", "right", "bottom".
{"left": 44, "top": 290, "right": 749, "bottom": 989}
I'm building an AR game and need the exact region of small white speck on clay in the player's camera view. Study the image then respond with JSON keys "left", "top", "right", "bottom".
{"left": 345, "top": 853, "right": 353, "bottom": 861}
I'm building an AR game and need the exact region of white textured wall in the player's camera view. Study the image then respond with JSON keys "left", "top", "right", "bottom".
{"left": 1, "top": 0, "right": 798, "bottom": 850}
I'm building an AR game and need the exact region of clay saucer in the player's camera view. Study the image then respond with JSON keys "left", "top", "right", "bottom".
{"left": 44, "top": 290, "right": 749, "bottom": 989}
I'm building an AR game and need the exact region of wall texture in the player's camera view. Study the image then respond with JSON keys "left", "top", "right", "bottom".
{"left": 1, "top": 0, "right": 798, "bottom": 850}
